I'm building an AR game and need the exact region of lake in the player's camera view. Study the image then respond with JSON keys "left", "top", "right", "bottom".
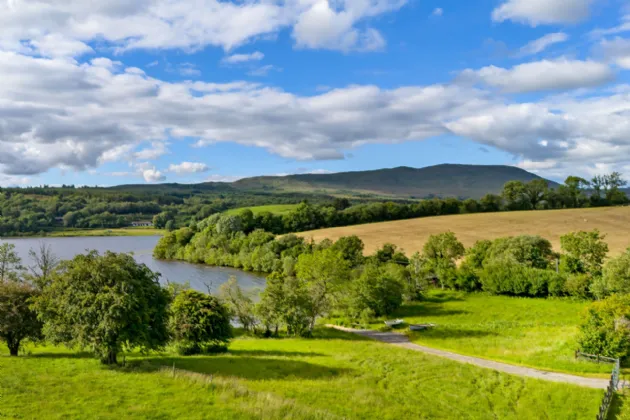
{"left": 2, "top": 236, "right": 266, "bottom": 292}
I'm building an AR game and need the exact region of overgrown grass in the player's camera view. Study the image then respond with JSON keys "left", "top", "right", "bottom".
{"left": 0, "top": 329, "right": 603, "bottom": 419}
{"left": 47, "top": 227, "right": 164, "bottom": 237}
{"left": 352, "top": 290, "right": 615, "bottom": 376}
{"left": 225, "top": 204, "right": 300, "bottom": 216}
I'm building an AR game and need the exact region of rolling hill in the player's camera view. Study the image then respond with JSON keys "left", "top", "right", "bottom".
{"left": 231, "top": 164, "right": 559, "bottom": 199}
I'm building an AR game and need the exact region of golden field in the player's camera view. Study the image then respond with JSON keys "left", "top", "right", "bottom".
{"left": 298, "top": 206, "right": 630, "bottom": 256}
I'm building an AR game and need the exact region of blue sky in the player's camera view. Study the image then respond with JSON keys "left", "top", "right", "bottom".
{"left": 1, "top": 0, "right": 630, "bottom": 186}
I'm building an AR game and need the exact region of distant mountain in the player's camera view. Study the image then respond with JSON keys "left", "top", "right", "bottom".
{"left": 231, "top": 164, "right": 559, "bottom": 199}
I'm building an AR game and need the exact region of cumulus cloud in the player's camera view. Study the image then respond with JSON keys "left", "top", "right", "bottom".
{"left": 492, "top": 0, "right": 594, "bottom": 26}
{"left": 600, "top": 37, "right": 630, "bottom": 69}
{"left": 459, "top": 59, "right": 614, "bottom": 93}
{"left": 222, "top": 51, "right": 264, "bottom": 64}
{"left": 168, "top": 162, "right": 210, "bottom": 174}
{"left": 3, "top": 50, "right": 630, "bottom": 180}
{"left": 0, "top": 0, "right": 403, "bottom": 54}
{"left": 143, "top": 168, "right": 166, "bottom": 182}
{"left": 517, "top": 32, "right": 568, "bottom": 57}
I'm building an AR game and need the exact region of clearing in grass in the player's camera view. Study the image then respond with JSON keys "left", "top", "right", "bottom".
{"left": 0, "top": 329, "right": 603, "bottom": 419}
{"left": 225, "top": 204, "right": 300, "bottom": 216}
{"left": 297, "top": 206, "right": 630, "bottom": 256}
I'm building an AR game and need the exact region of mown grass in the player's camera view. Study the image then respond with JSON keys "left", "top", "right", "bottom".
{"left": 47, "top": 227, "right": 165, "bottom": 237}
{"left": 297, "top": 206, "right": 630, "bottom": 256}
{"left": 351, "top": 290, "right": 615, "bottom": 376}
{"left": 0, "top": 329, "right": 603, "bottom": 419}
{"left": 225, "top": 204, "right": 300, "bottom": 216}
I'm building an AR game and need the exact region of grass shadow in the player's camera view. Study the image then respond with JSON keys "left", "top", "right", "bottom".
{"left": 394, "top": 303, "right": 469, "bottom": 318}
{"left": 412, "top": 327, "right": 499, "bottom": 340}
{"left": 314, "top": 328, "right": 372, "bottom": 341}
{"left": 228, "top": 349, "right": 326, "bottom": 357}
{"left": 148, "top": 355, "right": 351, "bottom": 380}
{"left": 29, "top": 351, "right": 94, "bottom": 359}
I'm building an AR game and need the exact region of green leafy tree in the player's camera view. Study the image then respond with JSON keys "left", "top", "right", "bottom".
{"left": 0, "top": 281, "right": 42, "bottom": 356}
{"left": 563, "top": 176, "right": 589, "bottom": 208}
{"left": 348, "top": 264, "right": 404, "bottom": 319}
{"left": 165, "top": 220, "right": 175, "bottom": 232}
{"left": 218, "top": 276, "right": 257, "bottom": 332}
{"left": 330, "top": 235, "right": 365, "bottom": 267}
{"left": 0, "top": 243, "right": 24, "bottom": 283}
{"left": 295, "top": 248, "right": 351, "bottom": 332}
{"left": 170, "top": 290, "right": 232, "bottom": 355}
{"left": 479, "top": 194, "right": 502, "bottom": 212}
{"left": 593, "top": 249, "right": 630, "bottom": 299}
{"left": 502, "top": 181, "right": 527, "bottom": 210}
{"left": 524, "top": 179, "right": 549, "bottom": 209}
{"left": 486, "top": 235, "right": 554, "bottom": 269}
{"left": 578, "top": 294, "right": 630, "bottom": 358}
{"left": 35, "top": 251, "right": 171, "bottom": 364}
{"left": 560, "top": 230, "right": 608, "bottom": 277}
{"left": 423, "top": 232, "right": 465, "bottom": 289}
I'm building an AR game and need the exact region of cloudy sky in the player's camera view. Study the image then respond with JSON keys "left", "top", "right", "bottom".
{"left": 1, "top": 0, "right": 630, "bottom": 186}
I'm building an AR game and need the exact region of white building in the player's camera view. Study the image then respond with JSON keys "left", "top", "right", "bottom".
{"left": 131, "top": 221, "right": 153, "bottom": 227}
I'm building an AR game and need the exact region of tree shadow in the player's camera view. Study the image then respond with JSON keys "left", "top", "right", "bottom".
{"left": 147, "top": 355, "right": 351, "bottom": 380}
{"left": 394, "top": 303, "right": 469, "bottom": 318}
{"left": 423, "top": 292, "right": 466, "bottom": 303}
{"left": 228, "top": 349, "right": 326, "bottom": 357}
{"left": 412, "top": 327, "right": 498, "bottom": 340}
{"left": 313, "top": 328, "right": 372, "bottom": 341}
{"left": 29, "top": 351, "right": 94, "bottom": 359}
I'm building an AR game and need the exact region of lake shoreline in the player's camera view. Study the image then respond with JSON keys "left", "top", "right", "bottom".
{"left": 1, "top": 227, "right": 165, "bottom": 239}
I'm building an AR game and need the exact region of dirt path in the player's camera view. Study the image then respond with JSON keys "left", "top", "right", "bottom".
{"left": 328, "top": 325, "right": 612, "bottom": 390}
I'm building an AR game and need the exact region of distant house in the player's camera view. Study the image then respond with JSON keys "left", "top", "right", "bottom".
{"left": 131, "top": 221, "right": 153, "bottom": 227}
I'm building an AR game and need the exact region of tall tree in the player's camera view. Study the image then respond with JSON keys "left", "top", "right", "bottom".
{"left": 560, "top": 230, "right": 608, "bottom": 278}
{"left": 0, "top": 243, "right": 23, "bottom": 283}
{"left": 502, "top": 181, "right": 527, "bottom": 210}
{"left": 35, "top": 251, "right": 170, "bottom": 364}
{"left": 423, "top": 232, "right": 465, "bottom": 288}
{"left": 295, "top": 248, "right": 351, "bottom": 332}
{"left": 27, "top": 243, "right": 59, "bottom": 288}
{"left": 524, "top": 179, "right": 549, "bottom": 209}
{"left": 564, "top": 176, "right": 589, "bottom": 208}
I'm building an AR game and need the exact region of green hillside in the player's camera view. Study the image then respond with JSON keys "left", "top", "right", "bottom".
{"left": 232, "top": 164, "right": 559, "bottom": 199}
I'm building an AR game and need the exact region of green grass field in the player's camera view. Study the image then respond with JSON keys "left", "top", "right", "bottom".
{"left": 0, "top": 329, "right": 603, "bottom": 419}
{"left": 47, "top": 227, "right": 164, "bottom": 237}
{"left": 224, "top": 204, "right": 299, "bottom": 216}
{"left": 349, "top": 290, "right": 615, "bottom": 376}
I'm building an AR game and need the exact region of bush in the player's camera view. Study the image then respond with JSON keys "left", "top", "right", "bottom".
{"left": 598, "top": 248, "right": 630, "bottom": 298}
{"left": 347, "top": 264, "right": 404, "bottom": 319}
{"left": 0, "top": 281, "right": 42, "bottom": 356}
{"left": 563, "top": 274, "right": 591, "bottom": 299}
{"left": 480, "top": 259, "right": 565, "bottom": 297}
{"left": 578, "top": 294, "right": 630, "bottom": 359}
{"left": 170, "top": 290, "right": 232, "bottom": 355}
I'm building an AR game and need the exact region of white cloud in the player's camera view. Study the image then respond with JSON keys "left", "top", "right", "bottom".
{"left": 135, "top": 143, "right": 169, "bottom": 160}
{"left": 247, "top": 65, "right": 281, "bottom": 77}
{"left": 492, "top": 0, "right": 594, "bottom": 26}
{"left": 168, "top": 162, "right": 210, "bottom": 174}
{"left": 143, "top": 168, "right": 166, "bottom": 182}
{"left": 204, "top": 174, "right": 244, "bottom": 182}
{"left": 600, "top": 37, "right": 630, "bottom": 69}
{"left": 517, "top": 32, "right": 568, "bottom": 57}
{"left": 222, "top": 51, "right": 264, "bottom": 64}
{"left": 292, "top": 0, "right": 398, "bottom": 51}
{"left": 4, "top": 51, "right": 630, "bottom": 180}
{"left": 0, "top": 0, "right": 403, "bottom": 55}
{"left": 459, "top": 59, "right": 614, "bottom": 93}
{"left": 432, "top": 8, "right": 443, "bottom": 17}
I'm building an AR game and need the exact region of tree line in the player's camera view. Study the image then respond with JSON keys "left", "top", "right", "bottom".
{"left": 209, "top": 174, "right": 629, "bottom": 236}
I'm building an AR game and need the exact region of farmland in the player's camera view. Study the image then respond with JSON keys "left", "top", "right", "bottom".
{"left": 297, "top": 206, "right": 630, "bottom": 256}
{"left": 0, "top": 329, "right": 603, "bottom": 419}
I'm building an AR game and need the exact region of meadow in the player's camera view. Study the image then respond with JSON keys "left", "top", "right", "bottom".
{"left": 297, "top": 206, "right": 630, "bottom": 256}
{"left": 0, "top": 329, "right": 604, "bottom": 419}
{"left": 225, "top": 204, "right": 300, "bottom": 216}
{"left": 346, "top": 290, "right": 615, "bottom": 376}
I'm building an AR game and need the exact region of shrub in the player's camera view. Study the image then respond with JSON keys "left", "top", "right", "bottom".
{"left": 563, "top": 274, "right": 592, "bottom": 299}
{"left": 578, "top": 294, "right": 630, "bottom": 359}
{"left": 347, "top": 264, "right": 404, "bottom": 319}
{"left": 480, "top": 259, "right": 565, "bottom": 297}
{"left": 0, "top": 281, "right": 42, "bottom": 356}
{"left": 170, "top": 290, "right": 232, "bottom": 355}
{"left": 598, "top": 248, "right": 630, "bottom": 298}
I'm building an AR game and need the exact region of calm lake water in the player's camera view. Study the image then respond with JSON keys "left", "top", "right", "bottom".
{"left": 2, "top": 236, "right": 266, "bottom": 293}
